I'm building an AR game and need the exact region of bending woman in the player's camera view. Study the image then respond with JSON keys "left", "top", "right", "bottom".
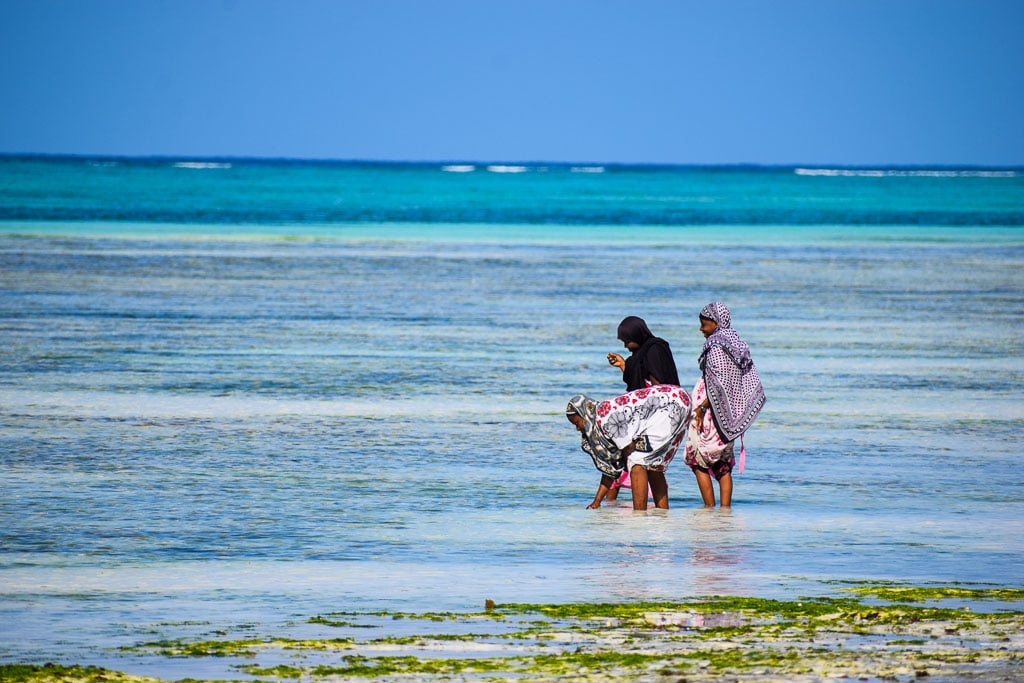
{"left": 566, "top": 385, "right": 691, "bottom": 510}
{"left": 684, "top": 302, "right": 765, "bottom": 507}
{"left": 607, "top": 316, "right": 680, "bottom": 390}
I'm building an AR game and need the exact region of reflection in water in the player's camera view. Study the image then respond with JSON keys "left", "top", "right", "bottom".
{"left": 575, "top": 505, "right": 753, "bottom": 601}
{"left": 685, "top": 508, "right": 750, "bottom": 595}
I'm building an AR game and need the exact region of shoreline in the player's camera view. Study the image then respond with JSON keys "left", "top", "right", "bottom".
{"left": 3, "top": 585, "right": 1022, "bottom": 682}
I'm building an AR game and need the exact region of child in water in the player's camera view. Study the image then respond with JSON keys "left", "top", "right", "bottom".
{"left": 566, "top": 385, "right": 691, "bottom": 510}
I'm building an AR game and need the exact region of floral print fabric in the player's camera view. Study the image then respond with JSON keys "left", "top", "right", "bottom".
{"left": 684, "top": 377, "right": 735, "bottom": 476}
{"left": 595, "top": 384, "right": 691, "bottom": 473}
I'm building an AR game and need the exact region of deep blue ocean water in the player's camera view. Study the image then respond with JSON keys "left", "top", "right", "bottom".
{"left": 1, "top": 157, "right": 1022, "bottom": 676}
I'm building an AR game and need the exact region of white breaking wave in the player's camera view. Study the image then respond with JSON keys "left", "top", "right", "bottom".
{"left": 173, "top": 161, "right": 232, "bottom": 169}
{"left": 441, "top": 165, "right": 476, "bottom": 173}
{"left": 570, "top": 166, "right": 605, "bottom": 173}
{"left": 486, "top": 165, "right": 529, "bottom": 173}
{"left": 795, "top": 168, "right": 1016, "bottom": 178}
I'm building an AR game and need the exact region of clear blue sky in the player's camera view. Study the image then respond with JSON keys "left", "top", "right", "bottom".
{"left": 2, "top": 0, "right": 1022, "bottom": 166}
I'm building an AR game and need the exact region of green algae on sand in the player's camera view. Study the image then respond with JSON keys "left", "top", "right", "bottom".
{"left": 844, "top": 584, "right": 1024, "bottom": 604}
{"left": 7, "top": 586, "right": 1023, "bottom": 682}
{"left": 0, "top": 664, "right": 159, "bottom": 683}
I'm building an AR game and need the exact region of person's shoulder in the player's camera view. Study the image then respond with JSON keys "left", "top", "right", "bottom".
{"left": 702, "top": 342, "right": 730, "bottom": 367}
{"left": 706, "top": 342, "right": 730, "bottom": 356}
{"left": 650, "top": 337, "right": 676, "bottom": 355}
{"left": 650, "top": 336, "right": 673, "bottom": 349}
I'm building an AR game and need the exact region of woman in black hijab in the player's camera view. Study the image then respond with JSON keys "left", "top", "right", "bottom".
{"left": 606, "top": 316, "right": 680, "bottom": 390}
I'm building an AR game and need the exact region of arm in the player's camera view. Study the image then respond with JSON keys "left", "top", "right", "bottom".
{"left": 695, "top": 399, "right": 711, "bottom": 432}
{"left": 587, "top": 474, "right": 617, "bottom": 509}
{"left": 607, "top": 352, "right": 626, "bottom": 373}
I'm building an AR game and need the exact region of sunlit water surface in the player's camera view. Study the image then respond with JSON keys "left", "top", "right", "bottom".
{"left": 1, "top": 161, "right": 1022, "bottom": 674}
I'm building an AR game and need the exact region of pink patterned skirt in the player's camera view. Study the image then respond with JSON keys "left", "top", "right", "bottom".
{"left": 683, "top": 378, "right": 735, "bottom": 479}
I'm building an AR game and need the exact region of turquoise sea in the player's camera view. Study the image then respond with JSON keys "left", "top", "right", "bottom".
{"left": 1, "top": 156, "right": 1023, "bottom": 677}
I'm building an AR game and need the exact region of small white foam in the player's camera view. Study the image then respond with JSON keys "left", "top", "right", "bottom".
{"left": 173, "top": 161, "right": 232, "bottom": 169}
{"left": 441, "top": 165, "right": 476, "bottom": 173}
{"left": 795, "top": 168, "right": 1016, "bottom": 178}
{"left": 486, "top": 165, "right": 529, "bottom": 173}
{"left": 570, "top": 166, "right": 605, "bottom": 173}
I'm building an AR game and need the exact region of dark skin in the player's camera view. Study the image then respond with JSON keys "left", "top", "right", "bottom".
{"left": 568, "top": 413, "right": 668, "bottom": 510}
{"left": 629, "top": 464, "right": 669, "bottom": 510}
{"left": 695, "top": 318, "right": 716, "bottom": 430}
{"left": 693, "top": 316, "right": 732, "bottom": 508}
{"left": 605, "top": 474, "right": 622, "bottom": 501}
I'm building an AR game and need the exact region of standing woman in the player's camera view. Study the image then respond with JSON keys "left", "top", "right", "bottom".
{"left": 607, "top": 316, "right": 681, "bottom": 390}
{"left": 684, "top": 302, "right": 765, "bottom": 507}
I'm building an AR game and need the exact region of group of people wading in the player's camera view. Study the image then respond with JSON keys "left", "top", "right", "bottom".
{"left": 565, "top": 303, "right": 765, "bottom": 510}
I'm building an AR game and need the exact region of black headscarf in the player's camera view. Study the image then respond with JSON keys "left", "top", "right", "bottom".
{"left": 617, "top": 316, "right": 680, "bottom": 390}
{"left": 617, "top": 316, "right": 654, "bottom": 346}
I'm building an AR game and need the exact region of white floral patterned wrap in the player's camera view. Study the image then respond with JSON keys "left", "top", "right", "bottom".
{"left": 594, "top": 385, "right": 691, "bottom": 473}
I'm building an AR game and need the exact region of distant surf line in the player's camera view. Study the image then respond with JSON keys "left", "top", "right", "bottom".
{"left": 795, "top": 168, "right": 1016, "bottom": 178}
{"left": 173, "top": 161, "right": 233, "bottom": 170}
{"left": 441, "top": 164, "right": 606, "bottom": 174}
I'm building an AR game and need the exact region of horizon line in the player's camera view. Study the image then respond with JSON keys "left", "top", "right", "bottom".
{"left": 1, "top": 151, "right": 1021, "bottom": 172}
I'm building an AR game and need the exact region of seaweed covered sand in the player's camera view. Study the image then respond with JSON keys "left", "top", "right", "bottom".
{"left": 3, "top": 586, "right": 1022, "bottom": 682}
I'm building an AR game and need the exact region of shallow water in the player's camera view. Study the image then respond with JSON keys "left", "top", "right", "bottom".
{"left": 1, "top": 160, "right": 1023, "bottom": 675}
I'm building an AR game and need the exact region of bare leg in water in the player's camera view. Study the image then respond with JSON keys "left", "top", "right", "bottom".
{"left": 648, "top": 471, "right": 669, "bottom": 509}
{"left": 693, "top": 468, "right": 716, "bottom": 507}
{"left": 630, "top": 465, "right": 669, "bottom": 510}
{"left": 719, "top": 472, "right": 732, "bottom": 508}
{"left": 692, "top": 468, "right": 732, "bottom": 507}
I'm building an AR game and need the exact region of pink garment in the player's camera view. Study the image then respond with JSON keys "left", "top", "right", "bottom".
{"left": 684, "top": 377, "right": 738, "bottom": 472}
{"left": 609, "top": 470, "right": 656, "bottom": 497}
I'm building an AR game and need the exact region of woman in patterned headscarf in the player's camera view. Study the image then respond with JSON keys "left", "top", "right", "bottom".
{"left": 684, "top": 302, "right": 765, "bottom": 507}
{"left": 566, "top": 384, "right": 691, "bottom": 510}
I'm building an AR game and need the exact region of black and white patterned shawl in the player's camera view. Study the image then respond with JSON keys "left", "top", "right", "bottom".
{"left": 698, "top": 302, "right": 766, "bottom": 442}
{"left": 566, "top": 394, "right": 625, "bottom": 478}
